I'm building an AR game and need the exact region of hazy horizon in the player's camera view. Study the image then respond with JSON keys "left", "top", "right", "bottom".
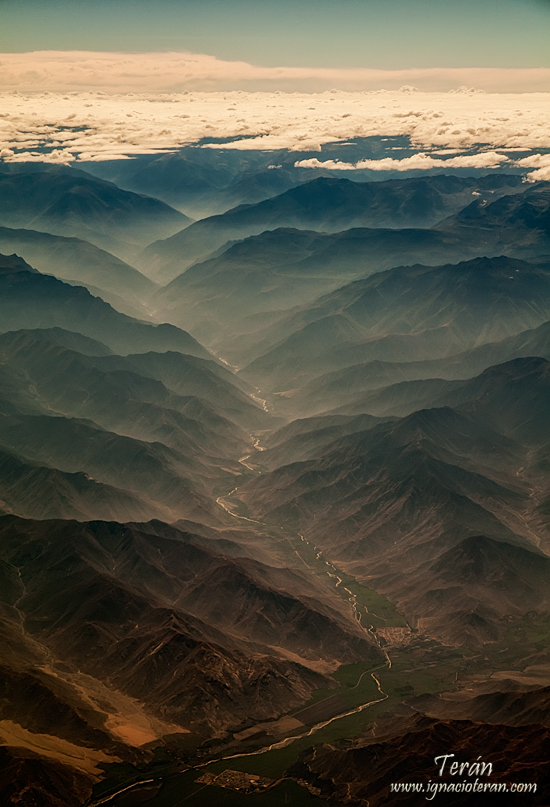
{"left": 2, "top": 0, "right": 549, "bottom": 172}
{"left": 2, "top": 0, "right": 550, "bottom": 73}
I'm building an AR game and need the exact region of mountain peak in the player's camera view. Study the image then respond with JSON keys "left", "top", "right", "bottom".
{"left": 0, "top": 252, "right": 37, "bottom": 274}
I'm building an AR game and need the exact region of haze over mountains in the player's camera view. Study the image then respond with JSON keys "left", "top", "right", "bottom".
{"left": 140, "top": 173, "right": 526, "bottom": 281}
{"left": 230, "top": 253, "right": 550, "bottom": 396}
{"left": 239, "top": 360, "right": 550, "bottom": 640}
{"left": 0, "top": 254, "right": 206, "bottom": 357}
{"left": 82, "top": 147, "right": 309, "bottom": 218}
{"left": 1, "top": 149, "right": 550, "bottom": 806}
{"left": 0, "top": 166, "right": 191, "bottom": 262}
{"left": 0, "top": 226, "right": 156, "bottom": 319}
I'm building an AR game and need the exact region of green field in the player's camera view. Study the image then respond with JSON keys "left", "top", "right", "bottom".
{"left": 91, "top": 519, "right": 549, "bottom": 806}
{"left": 148, "top": 774, "right": 330, "bottom": 807}
{"left": 198, "top": 639, "right": 464, "bottom": 781}
{"left": 92, "top": 631, "right": 471, "bottom": 805}
{"left": 92, "top": 767, "right": 331, "bottom": 806}
{"left": 289, "top": 660, "right": 382, "bottom": 716}
{"left": 96, "top": 622, "right": 550, "bottom": 805}
{"left": 286, "top": 532, "right": 408, "bottom": 628}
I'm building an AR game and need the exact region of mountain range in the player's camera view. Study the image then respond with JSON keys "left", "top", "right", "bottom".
{"left": 1, "top": 158, "right": 550, "bottom": 807}
{"left": 0, "top": 166, "right": 191, "bottom": 262}
{"left": 0, "top": 253, "right": 204, "bottom": 357}
{"left": 238, "top": 358, "right": 550, "bottom": 643}
{"left": 141, "top": 174, "right": 526, "bottom": 280}
{"left": 238, "top": 255, "right": 550, "bottom": 392}
{"left": 0, "top": 225, "right": 156, "bottom": 319}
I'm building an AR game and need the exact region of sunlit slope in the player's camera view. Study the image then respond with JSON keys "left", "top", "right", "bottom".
{"left": 0, "top": 515, "right": 380, "bottom": 749}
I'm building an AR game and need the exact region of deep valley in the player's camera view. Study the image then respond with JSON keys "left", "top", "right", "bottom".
{"left": 0, "top": 151, "right": 549, "bottom": 807}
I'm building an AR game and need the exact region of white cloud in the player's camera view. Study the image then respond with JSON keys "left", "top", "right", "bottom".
{"left": 517, "top": 153, "right": 550, "bottom": 182}
{"left": 526, "top": 167, "right": 550, "bottom": 181}
{"left": 295, "top": 151, "right": 511, "bottom": 171}
{"left": 517, "top": 153, "right": 550, "bottom": 169}
{"left": 0, "top": 84, "right": 549, "bottom": 176}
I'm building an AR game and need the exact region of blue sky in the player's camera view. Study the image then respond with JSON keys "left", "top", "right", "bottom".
{"left": 1, "top": 0, "right": 549, "bottom": 69}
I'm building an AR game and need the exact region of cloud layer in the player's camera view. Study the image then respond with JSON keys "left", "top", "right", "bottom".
{"left": 1, "top": 51, "right": 550, "bottom": 94}
{"left": 1, "top": 51, "right": 549, "bottom": 177}
{"left": 1, "top": 83, "right": 550, "bottom": 169}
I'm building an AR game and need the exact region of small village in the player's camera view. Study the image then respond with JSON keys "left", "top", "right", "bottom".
{"left": 196, "top": 769, "right": 273, "bottom": 793}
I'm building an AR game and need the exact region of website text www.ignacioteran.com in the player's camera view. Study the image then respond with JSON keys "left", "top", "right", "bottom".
{"left": 389, "top": 755, "right": 537, "bottom": 800}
